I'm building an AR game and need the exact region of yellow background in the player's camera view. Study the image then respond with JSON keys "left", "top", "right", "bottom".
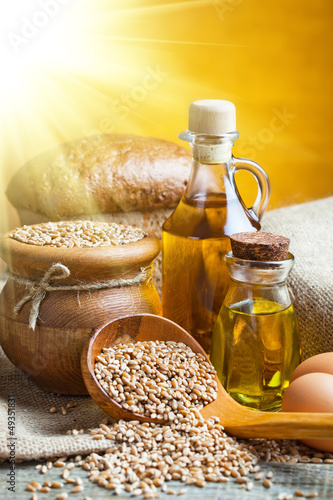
{"left": 1, "top": 0, "right": 333, "bottom": 234}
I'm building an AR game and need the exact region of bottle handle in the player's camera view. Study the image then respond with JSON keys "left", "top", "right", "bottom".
{"left": 231, "top": 157, "right": 271, "bottom": 221}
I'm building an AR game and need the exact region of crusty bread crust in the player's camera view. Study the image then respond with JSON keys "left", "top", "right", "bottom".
{"left": 7, "top": 134, "right": 191, "bottom": 220}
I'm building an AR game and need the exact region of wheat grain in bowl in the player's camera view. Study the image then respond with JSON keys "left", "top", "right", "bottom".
{"left": 8, "top": 220, "right": 147, "bottom": 248}
{"left": 94, "top": 340, "right": 218, "bottom": 421}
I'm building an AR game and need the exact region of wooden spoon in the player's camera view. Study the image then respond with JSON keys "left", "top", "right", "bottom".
{"left": 81, "top": 314, "right": 333, "bottom": 440}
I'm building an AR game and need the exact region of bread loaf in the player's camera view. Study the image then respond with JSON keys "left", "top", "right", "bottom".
{"left": 6, "top": 134, "right": 192, "bottom": 294}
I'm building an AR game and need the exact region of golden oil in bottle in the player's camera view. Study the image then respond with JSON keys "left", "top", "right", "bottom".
{"left": 210, "top": 298, "right": 300, "bottom": 411}
{"left": 162, "top": 193, "right": 259, "bottom": 353}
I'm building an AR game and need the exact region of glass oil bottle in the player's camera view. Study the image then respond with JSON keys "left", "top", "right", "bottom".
{"left": 162, "top": 100, "right": 270, "bottom": 352}
{"left": 210, "top": 232, "right": 300, "bottom": 411}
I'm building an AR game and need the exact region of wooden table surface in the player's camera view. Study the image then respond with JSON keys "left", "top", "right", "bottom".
{"left": 1, "top": 460, "right": 333, "bottom": 500}
{"left": 1, "top": 278, "right": 333, "bottom": 499}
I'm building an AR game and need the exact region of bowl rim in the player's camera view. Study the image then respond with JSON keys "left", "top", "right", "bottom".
{"left": 1, "top": 232, "right": 161, "bottom": 282}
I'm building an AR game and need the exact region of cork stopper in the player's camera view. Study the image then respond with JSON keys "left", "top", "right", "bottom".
{"left": 188, "top": 100, "right": 236, "bottom": 135}
{"left": 230, "top": 232, "right": 291, "bottom": 261}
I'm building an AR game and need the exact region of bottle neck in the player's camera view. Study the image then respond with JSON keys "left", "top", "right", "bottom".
{"left": 180, "top": 131, "right": 238, "bottom": 201}
{"left": 192, "top": 141, "right": 233, "bottom": 164}
{"left": 225, "top": 251, "right": 295, "bottom": 285}
{"left": 185, "top": 160, "right": 234, "bottom": 201}
{"left": 179, "top": 130, "right": 238, "bottom": 164}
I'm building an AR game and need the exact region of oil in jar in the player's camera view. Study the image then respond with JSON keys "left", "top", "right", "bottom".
{"left": 210, "top": 298, "right": 300, "bottom": 411}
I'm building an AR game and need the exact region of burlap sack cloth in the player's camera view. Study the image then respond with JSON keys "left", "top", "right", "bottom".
{"left": 262, "top": 196, "right": 333, "bottom": 359}
{"left": 0, "top": 196, "right": 332, "bottom": 461}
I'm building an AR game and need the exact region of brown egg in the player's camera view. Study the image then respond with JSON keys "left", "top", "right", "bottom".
{"left": 282, "top": 372, "right": 333, "bottom": 452}
{"left": 290, "top": 352, "right": 333, "bottom": 383}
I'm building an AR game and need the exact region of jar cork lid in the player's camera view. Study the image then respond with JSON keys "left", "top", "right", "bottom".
{"left": 188, "top": 100, "right": 236, "bottom": 135}
{"left": 230, "top": 232, "right": 290, "bottom": 261}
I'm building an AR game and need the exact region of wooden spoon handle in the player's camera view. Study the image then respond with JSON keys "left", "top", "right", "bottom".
{"left": 221, "top": 411, "right": 333, "bottom": 440}
{"left": 201, "top": 378, "right": 333, "bottom": 440}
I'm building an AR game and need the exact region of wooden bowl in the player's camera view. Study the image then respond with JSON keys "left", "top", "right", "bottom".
{"left": 81, "top": 313, "right": 207, "bottom": 421}
{"left": 0, "top": 230, "right": 161, "bottom": 395}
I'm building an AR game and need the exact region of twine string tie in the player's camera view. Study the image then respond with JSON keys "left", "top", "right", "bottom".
{"left": 7, "top": 263, "right": 152, "bottom": 331}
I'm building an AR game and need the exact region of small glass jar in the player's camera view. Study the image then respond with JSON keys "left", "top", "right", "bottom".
{"left": 210, "top": 251, "right": 300, "bottom": 411}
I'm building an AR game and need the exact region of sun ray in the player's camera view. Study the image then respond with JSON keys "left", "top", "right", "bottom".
{"left": 42, "top": 67, "right": 158, "bottom": 125}
{"left": 0, "top": 0, "right": 263, "bottom": 237}
{"left": 77, "top": 36, "right": 256, "bottom": 48}
{"left": 74, "top": 0, "right": 214, "bottom": 19}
